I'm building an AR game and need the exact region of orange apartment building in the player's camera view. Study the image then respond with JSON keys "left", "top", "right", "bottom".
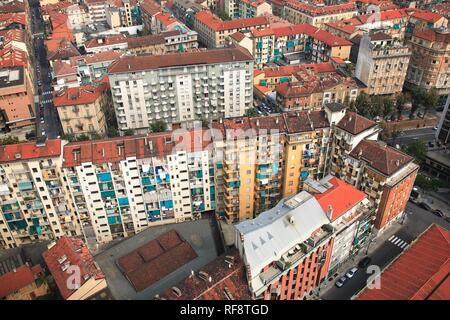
{"left": 0, "top": 66, "right": 35, "bottom": 129}
{"left": 235, "top": 190, "right": 335, "bottom": 300}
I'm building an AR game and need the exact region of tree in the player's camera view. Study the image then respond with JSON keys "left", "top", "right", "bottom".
{"left": 422, "top": 87, "right": 439, "bottom": 118}
{"left": 76, "top": 134, "right": 90, "bottom": 142}
{"left": 369, "top": 95, "right": 384, "bottom": 118}
{"left": 382, "top": 96, "right": 394, "bottom": 119}
{"left": 0, "top": 136, "right": 19, "bottom": 145}
{"left": 123, "top": 129, "right": 135, "bottom": 136}
{"left": 107, "top": 127, "right": 119, "bottom": 138}
{"left": 244, "top": 108, "right": 259, "bottom": 117}
{"left": 150, "top": 120, "right": 167, "bottom": 133}
{"left": 410, "top": 87, "right": 426, "bottom": 117}
{"left": 395, "top": 93, "right": 406, "bottom": 119}
{"left": 405, "top": 139, "right": 427, "bottom": 165}
{"left": 218, "top": 10, "right": 231, "bottom": 21}
{"left": 354, "top": 93, "right": 371, "bottom": 117}
{"left": 414, "top": 173, "right": 438, "bottom": 192}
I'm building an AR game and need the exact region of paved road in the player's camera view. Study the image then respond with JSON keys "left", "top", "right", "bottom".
{"left": 320, "top": 201, "right": 450, "bottom": 300}
{"left": 29, "top": 0, "right": 62, "bottom": 140}
{"left": 388, "top": 127, "right": 436, "bottom": 147}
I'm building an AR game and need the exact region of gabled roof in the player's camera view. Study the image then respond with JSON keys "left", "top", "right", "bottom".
{"left": 313, "top": 176, "right": 366, "bottom": 221}
{"left": 0, "top": 140, "right": 61, "bottom": 163}
{"left": 357, "top": 224, "right": 450, "bottom": 300}
{"left": 0, "top": 265, "right": 40, "bottom": 298}
{"left": 411, "top": 10, "right": 444, "bottom": 23}
{"left": 349, "top": 139, "right": 413, "bottom": 176}
{"left": 194, "top": 10, "right": 269, "bottom": 31}
{"left": 42, "top": 237, "right": 105, "bottom": 300}
{"left": 337, "top": 111, "right": 376, "bottom": 135}
{"left": 53, "top": 81, "right": 108, "bottom": 107}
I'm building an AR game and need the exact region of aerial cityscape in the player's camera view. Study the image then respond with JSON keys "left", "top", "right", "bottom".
{"left": 0, "top": 0, "right": 449, "bottom": 304}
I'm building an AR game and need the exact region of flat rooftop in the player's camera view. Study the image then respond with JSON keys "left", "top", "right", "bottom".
{"left": 94, "top": 218, "right": 221, "bottom": 299}
{"left": 426, "top": 150, "right": 450, "bottom": 168}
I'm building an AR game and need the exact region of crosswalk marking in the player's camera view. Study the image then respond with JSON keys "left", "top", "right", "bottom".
{"left": 388, "top": 235, "right": 409, "bottom": 250}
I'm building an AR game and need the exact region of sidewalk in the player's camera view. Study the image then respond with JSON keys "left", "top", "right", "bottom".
{"left": 314, "top": 218, "right": 406, "bottom": 299}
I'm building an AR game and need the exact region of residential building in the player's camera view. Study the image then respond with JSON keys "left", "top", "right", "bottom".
{"left": 107, "top": 46, "right": 254, "bottom": 133}
{"left": 154, "top": 12, "right": 188, "bottom": 34}
{"left": 275, "top": 71, "right": 360, "bottom": 111}
{"left": 193, "top": 10, "right": 269, "bottom": 48}
{"left": 235, "top": 190, "right": 335, "bottom": 300}
{"left": 436, "top": 92, "right": 450, "bottom": 145}
{"left": 225, "top": 0, "right": 272, "bottom": 19}
{"left": 406, "top": 28, "right": 450, "bottom": 95}
{"left": 0, "top": 66, "right": 35, "bottom": 129}
{"left": 84, "top": 35, "right": 128, "bottom": 54}
{"left": 0, "top": 140, "right": 82, "bottom": 249}
{"left": 0, "top": 264, "right": 48, "bottom": 300}
{"left": 53, "top": 81, "right": 111, "bottom": 138}
{"left": 337, "top": 139, "right": 419, "bottom": 232}
{"left": 355, "top": 32, "right": 411, "bottom": 95}
{"left": 42, "top": 237, "right": 107, "bottom": 300}
{"left": 283, "top": 1, "right": 358, "bottom": 28}
{"left": 66, "top": 4, "right": 91, "bottom": 31}
{"left": 356, "top": 224, "right": 450, "bottom": 300}
{"left": 304, "top": 175, "right": 373, "bottom": 275}
{"left": 62, "top": 131, "right": 215, "bottom": 244}
{"left": 126, "top": 30, "right": 198, "bottom": 55}
{"left": 211, "top": 111, "right": 332, "bottom": 222}
{"left": 407, "top": 10, "right": 448, "bottom": 35}
{"left": 423, "top": 150, "right": 450, "bottom": 184}
{"left": 140, "top": 0, "right": 162, "bottom": 33}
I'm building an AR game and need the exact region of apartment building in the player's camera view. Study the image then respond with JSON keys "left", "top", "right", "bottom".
{"left": 53, "top": 81, "right": 111, "bottom": 138}
{"left": 235, "top": 191, "right": 334, "bottom": 300}
{"left": 62, "top": 131, "right": 215, "bottom": 244}
{"left": 0, "top": 140, "right": 82, "bottom": 249}
{"left": 107, "top": 46, "right": 254, "bottom": 133}
{"left": 211, "top": 110, "right": 332, "bottom": 223}
{"left": 304, "top": 175, "right": 373, "bottom": 275}
{"left": 225, "top": 0, "right": 272, "bottom": 19}
{"left": 67, "top": 3, "right": 91, "bottom": 31}
{"left": 140, "top": 0, "right": 161, "bottom": 33}
{"left": 52, "top": 51, "right": 123, "bottom": 90}
{"left": 193, "top": 10, "right": 269, "bottom": 48}
{"left": 406, "top": 28, "right": 450, "bottom": 95}
{"left": 283, "top": 1, "right": 357, "bottom": 28}
{"left": 0, "top": 264, "right": 48, "bottom": 300}
{"left": 355, "top": 32, "right": 411, "bottom": 95}
{"left": 84, "top": 35, "right": 128, "bottom": 54}
{"left": 0, "top": 66, "right": 35, "bottom": 129}
{"left": 407, "top": 10, "right": 448, "bottom": 35}
{"left": 126, "top": 30, "right": 198, "bottom": 55}
{"left": 335, "top": 140, "right": 419, "bottom": 232}
{"left": 275, "top": 71, "right": 360, "bottom": 111}
{"left": 42, "top": 237, "right": 107, "bottom": 300}
{"left": 85, "top": 0, "right": 109, "bottom": 24}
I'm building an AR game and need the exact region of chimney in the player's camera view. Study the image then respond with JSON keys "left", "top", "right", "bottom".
{"left": 327, "top": 205, "right": 333, "bottom": 219}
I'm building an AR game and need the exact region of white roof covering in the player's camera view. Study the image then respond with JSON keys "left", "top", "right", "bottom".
{"left": 235, "top": 191, "right": 330, "bottom": 280}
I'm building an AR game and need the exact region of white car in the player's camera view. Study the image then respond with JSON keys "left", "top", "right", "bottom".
{"left": 335, "top": 276, "right": 347, "bottom": 288}
{"left": 345, "top": 267, "right": 358, "bottom": 279}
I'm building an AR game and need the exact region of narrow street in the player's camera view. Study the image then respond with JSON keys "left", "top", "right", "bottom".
{"left": 29, "top": 0, "right": 62, "bottom": 140}
{"left": 319, "top": 201, "right": 450, "bottom": 300}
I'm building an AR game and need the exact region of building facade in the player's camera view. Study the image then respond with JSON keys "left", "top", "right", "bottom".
{"left": 107, "top": 46, "right": 254, "bottom": 133}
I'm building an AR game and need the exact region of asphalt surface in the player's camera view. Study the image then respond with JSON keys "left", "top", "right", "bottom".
{"left": 29, "top": 0, "right": 62, "bottom": 140}
{"left": 388, "top": 127, "right": 437, "bottom": 148}
{"left": 320, "top": 201, "right": 450, "bottom": 300}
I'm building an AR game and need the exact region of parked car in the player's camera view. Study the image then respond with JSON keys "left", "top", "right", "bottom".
{"left": 358, "top": 257, "right": 371, "bottom": 268}
{"left": 345, "top": 267, "right": 358, "bottom": 279}
{"left": 428, "top": 141, "right": 435, "bottom": 148}
{"left": 418, "top": 202, "right": 432, "bottom": 211}
{"left": 335, "top": 276, "right": 347, "bottom": 288}
{"left": 433, "top": 209, "right": 444, "bottom": 218}
{"left": 444, "top": 216, "right": 450, "bottom": 223}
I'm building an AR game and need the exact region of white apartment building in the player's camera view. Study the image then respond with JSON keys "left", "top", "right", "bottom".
{"left": 107, "top": 46, "right": 254, "bottom": 133}
{"left": 0, "top": 140, "right": 82, "bottom": 249}
{"left": 67, "top": 4, "right": 91, "bottom": 31}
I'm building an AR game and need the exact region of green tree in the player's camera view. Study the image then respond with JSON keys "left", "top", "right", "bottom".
{"left": 370, "top": 95, "right": 384, "bottom": 118}
{"left": 0, "top": 136, "right": 19, "bottom": 145}
{"left": 150, "top": 120, "right": 167, "bottom": 133}
{"left": 422, "top": 87, "right": 439, "bottom": 118}
{"left": 107, "top": 127, "right": 119, "bottom": 138}
{"left": 395, "top": 93, "right": 406, "bottom": 119}
{"left": 405, "top": 139, "right": 427, "bottom": 165}
{"left": 414, "top": 173, "right": 437, "bottom": 192}
{"left": 123, "top": 129, "right": 135, "bottom": 136}
{"left": 354, "top": 93, "right": 371, "bottom": 117}
{"left": 218, "top": 10, "right": 231, "bottom": 20}
{"left": 76, "top": 134, "right": 90, "bottom": 142}
{"left": 244, "top": 108, "right": 259, "bottom": 117}
{"left": 410, "top": 87, "right": 426, "bottom": 117}
{"left": 382, "top": 96, "right": 394, "bottom": 119}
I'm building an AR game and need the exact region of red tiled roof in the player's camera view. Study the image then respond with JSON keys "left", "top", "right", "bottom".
{"left": 0, "top": 265, "right": 37, "bottom": 298}
{"left": 250, "top": 28, "right": 274, "bottom": 37}
{"left": 285, "top": 1, "right": 356, "bottom": 16}
{"left": 155, "top": 12, "right": 179, "bottom": 27}
{"left": 312, "top": 29, "right": 352, "bottom": 46}
{"left": 53, "top": 82, "right": 108, "bottom": 107}
{"left": 140, "top": 0, "right": 161, "bottom": 16}
{"left": 0, "top": 12, "right": 26, "bottom": 28}
{"left": 411, "top": 10, "right": 444, "bottom": 23}
{"left": 412, "top": 29, "right": 450, "bottom": 43}
{"left": 117, "top": 230, "right": 198, "bottom": 292}
{"left": 337, "top": 111, "right": 376, "bottom": 135}
{"left": 357, "top": 225, "right": 450, "bottom": 300}
{"left": 195, "top": 10, "right": 269, "bottom": 31}
{"left": 271, "top": 23, "right": 318, "bottom": 37}
{"left": 262, "top": 62, "right": 335, "bottom": 78}
{"left": 283, "top": 110, "right": 329, "bottom": 132}
{"left": 349, "top": 139, "right": 413, "bottom": 176}
{"left": 160, "top": 248, "right": 252, "bottom": 300}
{"left": 314, "top": 177, "right": 366, "bottom": 221}
{"left": 229, "top": 31, "right": 247, "bottom": 42}
{"left": 0, "top": 140, "right": 61, "bottom": 163}
{"left": 42, "top": 237, "right": 105, "bottom": 300}
{"left": 0, "top": 1, "right": 25, "bottom": 14}
{"left": 84, "top": 35, "right": 128, "bottom": 49}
